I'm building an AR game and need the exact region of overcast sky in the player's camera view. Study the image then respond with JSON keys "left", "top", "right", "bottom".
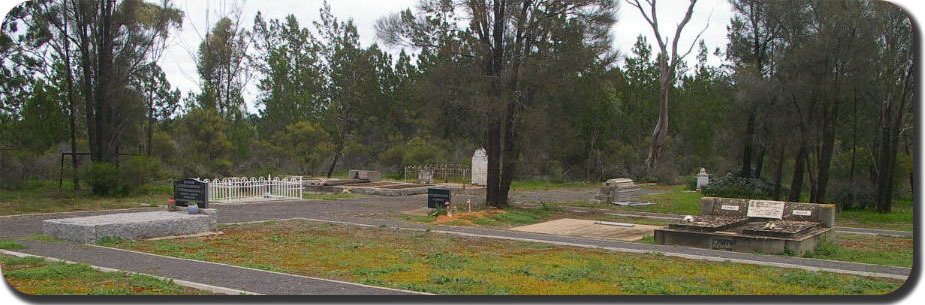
{"left": 0, "top": 0, "right": 918, "bottom": 112}
{"left": 156, "top": 0, "right": 733, "bottom": 111}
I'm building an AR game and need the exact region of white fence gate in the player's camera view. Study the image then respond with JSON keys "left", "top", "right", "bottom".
{"left": 204, "top": 176, "right": 303, "bottom": 204}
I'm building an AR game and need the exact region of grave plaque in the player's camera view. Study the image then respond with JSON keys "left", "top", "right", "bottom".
{"left": 174, "top": 179, "right": 208, "bottom": 208}
{"left": 427, "top": 188, "right": 451, "bottom": 209}
{"left": 747, "top": 200, "right": 785, "bottom": 219}
{"left": 711, "top": 238, "right": 735, "bottom": 250}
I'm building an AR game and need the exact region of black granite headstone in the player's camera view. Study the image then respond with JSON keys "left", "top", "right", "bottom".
{"left": 174, "top": 178, "right": 209, "bottom": 208}
{"left": 427, "top": 188, "right": 451, "bottom": 209}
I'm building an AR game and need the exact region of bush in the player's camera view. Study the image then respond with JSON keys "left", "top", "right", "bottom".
{"left": 827, "top": 180, "right": 877, "bottom": 210}
{"left": 682, "top": 175, "right": 697, "bottom": 191}
{"left": 701, "top": 173, "right": 774, "bottom": 200}
{"left": 120, "top": 156, "right": 162, "bottom": 193}
{"left": 82, "top": 162, "right": 125, "bottom": 196}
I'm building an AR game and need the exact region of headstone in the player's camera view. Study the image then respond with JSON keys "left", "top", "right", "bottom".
{"left": 594, "top": 178, "right": 640, "bottom": 204}
{"left": 173, "top": 178, "right": 209, "bottom": 208}
{"left": 746, "top": 200, "right": 786, "bottom": 219}
{"left": 418, "top": 168, "right": 434, "bottom": 184}
{"left": 696, "top": 168, "right": 710, "bottom": 191}
{"left": 471, "top": 148, "right": 488, "bottom": 185}
{"left": 427, "top": 188, "right": 451, "bottom": 209}
{"left": 349, "top": 170, "right": 382, "bottom": 182}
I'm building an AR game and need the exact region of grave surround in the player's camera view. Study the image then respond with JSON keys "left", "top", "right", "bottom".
{"left": 655, "top": 197, "right": 835, "bottom": 254}
{"left": 43, "top": 207, "right": 218, "bottom": 243}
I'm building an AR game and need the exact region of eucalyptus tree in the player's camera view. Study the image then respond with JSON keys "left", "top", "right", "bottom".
{"left": 196, "top": 14, "right": 249, "bottom": 117}
{"left": 726, "top": 0, "right": 783, "bottom": 178}
{"left": 869, "top": 2, "right": 913, "bottom": 213}
{"left": 624, "top": 0, "right": 705, "bottom": 175}
{"left": 377, "top": 0, "right": 618, "bottom": 207}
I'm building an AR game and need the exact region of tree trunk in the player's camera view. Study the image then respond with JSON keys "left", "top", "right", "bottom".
{"left": 754, "top": 145, "right": 766, "bottom": 179}
{"left": 772, "top": 146, "right": 784, "bottom": 200}
{"left": 815, "top": 112, "right": 838, "bottom": 203}
{"left": 62, "top": 1, "right": 80, "bottom": 190}
{"left": 646, "top": 64, "right": 671, "bottom": 174}
{"left": 875, "top": 126, "right": 896, "bottom": 213}
{"left": 325, "top": 150, "right": 340, "bottom": 178}
{"left": 75, "top": 0, "right": 96, "bottom": 163}
{"left": 788, "top": 143, "right": 807, "bottom": 202}
{"left": 95, "top": 0, "right": 117, "bottom": 164}
{"left": 740, "top": 110, "right": 756, "bottom": 177}
{"left": 485, "top": 115, "right": 503, "bottom": 207}
{"left": 147, "top": 94, "right": 155, "bottom": 157}
{"left": 498, "top": 102, "right": 521, "bottom": 207}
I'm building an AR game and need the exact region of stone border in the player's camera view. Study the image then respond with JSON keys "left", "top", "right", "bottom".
{"left": 0, "top": 249, "right": 259, "bottom": 295}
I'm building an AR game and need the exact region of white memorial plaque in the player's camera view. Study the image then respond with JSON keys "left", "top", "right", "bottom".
{"left": 747, "top": 200, "right": 786, "bottom": 219}
{"left": 792, "top": 210, "right": 813, "bottom": 216}
{"left": 721, "top": 205, "right": 740, "bottom": 211}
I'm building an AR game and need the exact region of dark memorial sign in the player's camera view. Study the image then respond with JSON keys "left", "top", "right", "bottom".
{"left": 427, "top": 188, "right": 451, "bottom": 209}
{"left": 711, "top": 238, "right": 735, "bottom": 251}
{"left": 174, "top": 179, "right": 208, "bottom": 208}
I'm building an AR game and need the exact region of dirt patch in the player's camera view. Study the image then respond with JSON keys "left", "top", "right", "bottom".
{"left": 433, "top": 210, "right": 503, "bottom": 225}
{"left": 511, "top": 218, "right": 663, "bottom": 241}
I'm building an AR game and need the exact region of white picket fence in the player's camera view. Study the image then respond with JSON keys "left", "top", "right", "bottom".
{"left": 203, "top": 176, "right": 303, "bottom": 204}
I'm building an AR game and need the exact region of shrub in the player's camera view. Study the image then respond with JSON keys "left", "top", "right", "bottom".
{"left": 82, "top": 162, "right": 125, "bottom": 196}
{"left": 120, "top": 156, "right": 162, "bottom": 193}
{"left": 701, "top": 173, "right": 774, "bottom": 200}
{"left": 827, "top": 180, "right": 877, "bottom": 210}
{"left": 682, "top": 175, "right": 697, "bottom": 191}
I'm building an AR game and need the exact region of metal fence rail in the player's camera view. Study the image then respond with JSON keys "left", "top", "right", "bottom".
{"left": 204, "top": 176, "right": 303, "bottom": 203}
{"left": 403, "top": 164, "right": 470, "bottom": 183}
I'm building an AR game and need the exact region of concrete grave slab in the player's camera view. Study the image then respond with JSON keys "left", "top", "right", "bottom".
{"left": 43, "top": 209, "right": 217, "bottom": 243}
{"left": 511, "top": 218, "right": 662, "bottom": 242}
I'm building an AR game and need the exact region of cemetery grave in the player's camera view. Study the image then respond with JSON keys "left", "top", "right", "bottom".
{"left": 655, "top": 197, "right": 835, "bottom": 254}
{"left": 40, "top": 179, "right": 224, "bottom": 243}
{"left": 592, "top": 178, "right": 655, "bottom": 206}
{"left": 511, "top": 218, "right": 661, "bottom": 242}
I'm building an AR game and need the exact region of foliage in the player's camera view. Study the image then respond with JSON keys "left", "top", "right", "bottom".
{"left": 701, "top": 173, "right": 774, "bottom": 200}
{"left": 120, "top": 156, "right": 162, "bottom": 193}
{"left": 378, "top": 136, "right": 449, "bottom": 169}
{"left": 81, "top": 163, "right": 125, "bottom": 196}
{"left": 0, "top": 239, "right": 25, "bottom": 249}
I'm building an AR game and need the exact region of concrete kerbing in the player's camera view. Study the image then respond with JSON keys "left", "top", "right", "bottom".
{"left": 0, "top": 207, "right": 157, "bottom": 219}
{"left": 281, "top": 218, "right": 910, "bottom": 281}
{"left": 85, "top": 245, "right": 435, "bottom": 296}
{"left": 0, "top": 249, "right": 260, "bottom": 295}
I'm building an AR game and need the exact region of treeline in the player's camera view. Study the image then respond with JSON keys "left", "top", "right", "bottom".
{"left": 0, "top": 0, "right": 913, "bottom": 211}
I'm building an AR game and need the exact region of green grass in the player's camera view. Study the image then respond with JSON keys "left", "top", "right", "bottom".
{"left": 0, "top": 180, "right": 169, "bottom": 216}
{"left": 837, "top": 198, "right": 914, "bottom": 231}
{"left": 551, "top": 185, "right": 912, "bottom": 231}
{"left": 510, "top": 180, "right": 597, "bottom": 191}
{"left": 0, "top": 239, "right": 25, "bottom": 250}
{"left": 22, "top": 235, "right": 65, "bottom": 243}
{"left": 302, "top": 193, "right": 366, "bottom": 201}
{"left": 801, "top": 234, "right": 913, "bottom": 268}
{"left": 0, "top": 255, "right": 213, "bottom": 295}
{"left": 105, "top": 220, "right": 902, "bottom": 295}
